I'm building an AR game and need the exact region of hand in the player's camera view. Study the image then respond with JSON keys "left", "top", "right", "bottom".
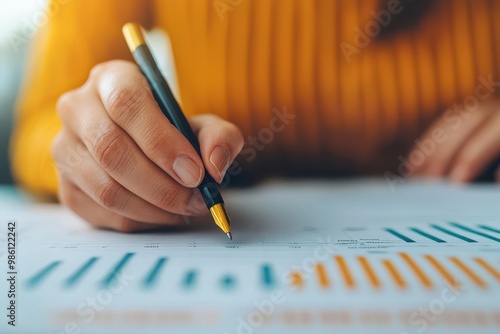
{"left": 52, "top": 60, "right": 243, "bottom": 232}
{"left": 409, "top": 102, "right": 500, "bottom": 182}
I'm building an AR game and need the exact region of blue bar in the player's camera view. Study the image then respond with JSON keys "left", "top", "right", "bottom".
{"left": 449, "top": 222, "right": 500, "bottom": 242}
{"left": 220, "top": 275, "right": 236, "bottom": 290}
{"left": 143, "top": 257, "right": 167, "bottom": 288}
{"left": 478, "top": 225, "right": 500, "bottom": 235}
{"left": 183, "top": 269, "right": 197, "bottom": 289}
{"left": 26, "top": 261, "right": 62, "bottom": 288}
{"left": 431, "top": 225, "right": 477, "bottom": 243}
{"left": 410, "top": 228, "right": 446, "bottom": 243}
{"left": 261, "top": 264, "right": 275, "bottom": 289}
{"left": 386, "top": 228, "right": 415, "bottom": 243}
{"left": 101, "top": 253, "right": 134, "bottom": 288}
{"left": 64, "top": 257, "right": 98, "bottom": 288}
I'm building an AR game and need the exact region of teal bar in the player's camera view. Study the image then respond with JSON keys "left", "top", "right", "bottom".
{"left": 143, "top": 257, "right": 167, "bottom": 288}
{"left": 478, "top": 225, "right": 500, "bottom": 235}
{"left": 220, "top": 275, "right": 236, "bottom": 290}
{"left": 26, "top": 261, "right": 62, "bottom": 288}
{"left": 431, "top": 225, "right": 477, "bottom": 243}
{"left": 183, "top": 269, "right": 197, "bottom": 289}
{"left": 410, "top": 228, "right": 446, "bottom": 243}
{"left": 261, "top": 264, "right": 275, "bottom": 288}
{"left": 386, "top": 228, "right": 415, "bottom": 243}
{"left": 64, "top": 257, "right": 98, "bottom": 288}
{"left": 450, "top": 222, "right": 500, "bottom": 243}
{"left": 101, "top": 253, "right": 134, "bottom": 288}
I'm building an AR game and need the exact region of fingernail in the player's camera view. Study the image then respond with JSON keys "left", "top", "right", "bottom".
{"left": 173, "top": 155, "right": 203, "bottom": 187}
{"left": 188, "top": 191, "right": 206, "bottom": 214}
{"left": 210, "top": 146, "right": 231, "bottom": 182}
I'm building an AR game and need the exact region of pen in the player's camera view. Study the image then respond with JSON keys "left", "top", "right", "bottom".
{"left": 122, "top": 23, "right": 232, "bottom": 240}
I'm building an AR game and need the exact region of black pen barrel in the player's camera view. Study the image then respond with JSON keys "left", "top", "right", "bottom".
{"left": 132, "top": 44, "right": 223, "bottom": 208}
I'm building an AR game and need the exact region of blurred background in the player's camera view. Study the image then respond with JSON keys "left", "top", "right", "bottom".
{"left": 0, "top": 0, "right": 40, "bottom": 184}
{"left": 0, "top": 0, "right": 176, "bottom": 186}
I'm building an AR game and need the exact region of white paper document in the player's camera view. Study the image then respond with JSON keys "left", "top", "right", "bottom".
{"left": 1, "top": 180, "right": 500, "bottom": 334}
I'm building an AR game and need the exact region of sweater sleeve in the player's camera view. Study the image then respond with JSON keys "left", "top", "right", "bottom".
{"left": 10, "top": 0, "right": 154, "bottom": 197}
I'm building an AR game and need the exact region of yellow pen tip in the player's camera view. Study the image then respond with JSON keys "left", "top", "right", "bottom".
{"left": 210, "top": 203, "right": 232, "bottom": 237}
{"left": 122, "top": 23, "right": 147, "bottom": 52}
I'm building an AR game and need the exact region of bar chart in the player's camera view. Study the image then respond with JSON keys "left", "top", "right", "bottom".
{"left": 24, "top": 251, "right": 500, "bottom": 293}
{"left": 3, "top": 181, "right": 500, "bottom": 333}
{"left": 385, "top": 222, "right": 500, "bottom": 243}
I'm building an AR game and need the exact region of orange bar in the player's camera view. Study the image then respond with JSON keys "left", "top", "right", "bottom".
{"left": 315, "top": 263, "right": 330, "bottom": 289}
{"left": 399, "top": 253, "right": 433, "bottom": 290}
{"left": 474, "top": 258, "right": 500, "bottom": 282}
{"left": 382, "top": 259, "right": 407, "bottom": 290}
{"left": 424, "top": 255, "right": 461, "bottom": 289}
{"left": 290, "top": 271, "right": 303, "bottom": 289}
{"left": 357, "top": 256, "right": 381, "bottom": 289}
{"left": 334, "top": 256, "right": 355, "bottom": 289}
{"left": 450, "top": 257, "right": 487, "bottom": 289}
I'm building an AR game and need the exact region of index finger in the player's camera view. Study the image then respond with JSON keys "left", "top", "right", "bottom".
{"left": 93, "top": 60, "right": 205, "bottom": 188}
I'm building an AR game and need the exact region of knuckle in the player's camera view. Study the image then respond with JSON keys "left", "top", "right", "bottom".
{"left": 56, "top": 91, "right": 75, "bottom": 117}
{"left": 221, "top": 122, "right": 244, "bottom": 152}
{"left": 50, "top": 132, "right": 64, "bottom": 160}
{"left": 90, "top": 60, "right": 137, "bottom": 80}
{"left": 96, "top": 180, "right": 121, "bottom": 209}
{"left": 229, "top": 124, "right": 244, "bottom": 151}
{"left": 89, "top": 64, "right": 103, "bottom": 80}
{"left": 106, "top": 85, "right": 148, "bottom": 123}
{"left": 145, "top": 129, "right": 171, "bottom": 163}
{"left": 93, "top": 129, "right": 128, "bottom": 172}
{"left": 157, "top": 186, "right": 181, "bottom": 210}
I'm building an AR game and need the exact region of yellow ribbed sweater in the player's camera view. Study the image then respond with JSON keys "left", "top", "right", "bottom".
{"left": 10, "top": 0, "right": 500, "bottom": 196}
